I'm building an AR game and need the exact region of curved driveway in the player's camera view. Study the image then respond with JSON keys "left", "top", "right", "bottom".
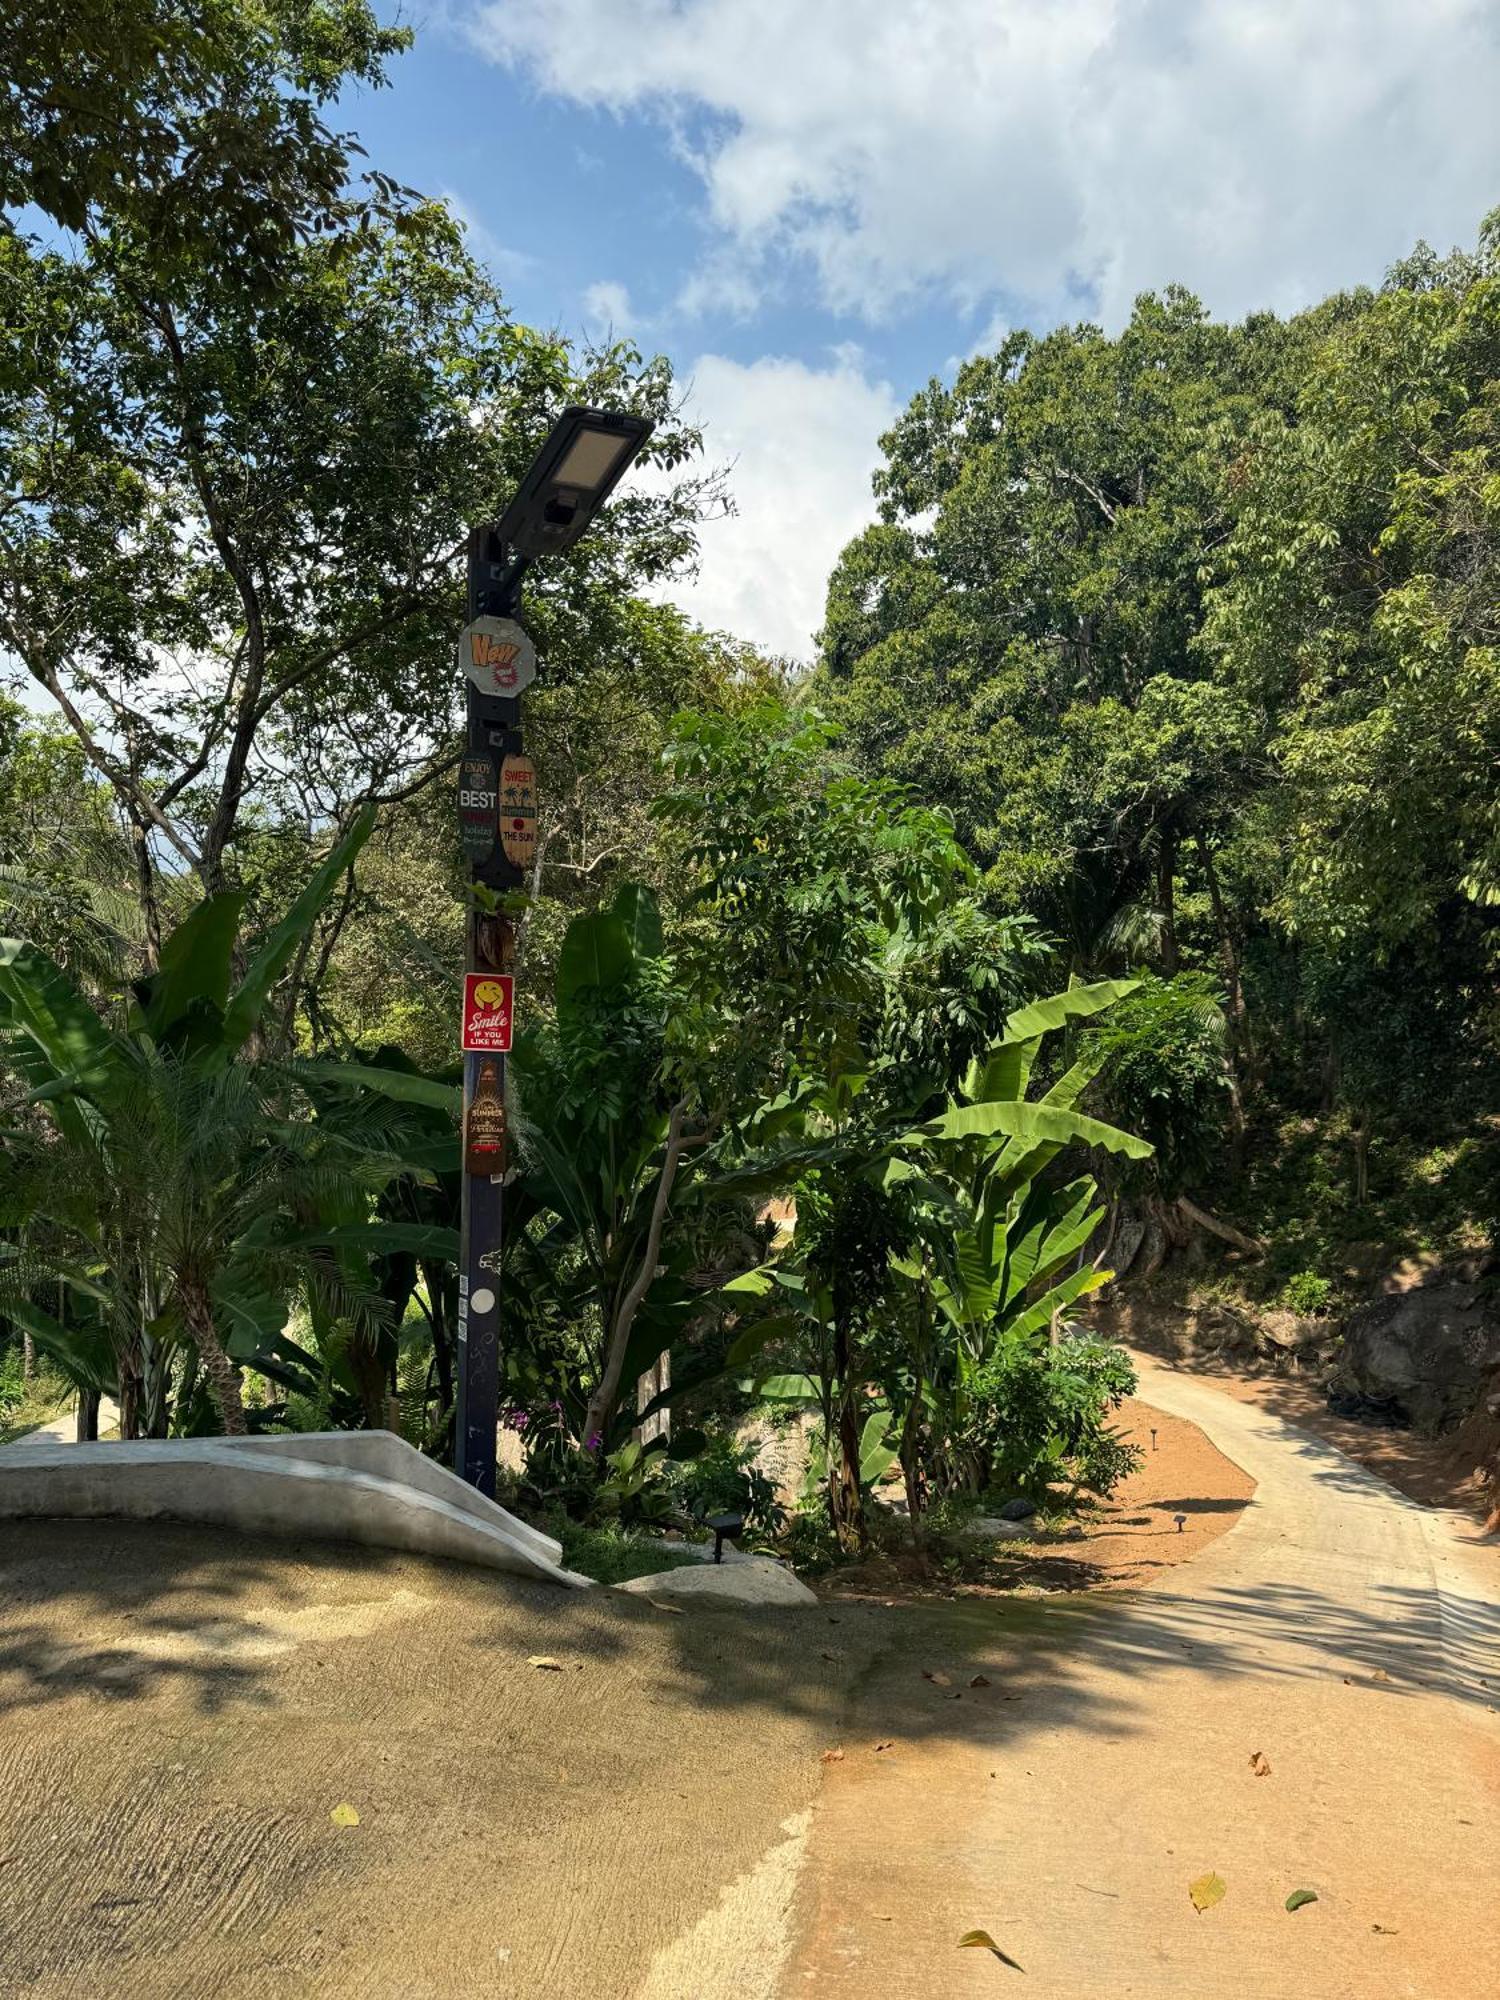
{"left": 784, "top": 1359, "right": 1500, "bottom": 1999}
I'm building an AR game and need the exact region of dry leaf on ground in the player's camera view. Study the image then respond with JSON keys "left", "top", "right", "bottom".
{"left": 1285, "top": 1889, "right": 1318, "bottom": 1913}
{"left": 329, "top": 1803, "right": 360, "bottom": 1828}
{"left": 1189, "top": 1872, "right": 1227, "bottom": 1914}
{"left": 1249, "top": 1750, "right": 1272, "bottom": 1777}
{"left": 957, "top": 1929, "right": 1024, "bottom": 1970}
{"left": 526, "top": 1655, "right": 564, "bottom": 1671}
{"left": 646, "top": 1599, "right": 684, "bottom": 1615}
{"left": 923, "top": 1669, "right": 952, "bottom": 1686}
{"left": 820, "top": 1748, "right": 845, "bottom": 1764}
{"left": 873, "top": 1740, "right": 894, "bottom": 1753}
{"left": 970, "top": 1674, "right": 992, "bottom": 1688}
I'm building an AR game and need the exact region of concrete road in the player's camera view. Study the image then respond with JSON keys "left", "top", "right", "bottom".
{"left": 785, "top": 1360, "right": 1500, "bottom": 1999}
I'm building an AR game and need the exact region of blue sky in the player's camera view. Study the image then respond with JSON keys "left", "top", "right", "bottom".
{"left": 343, "top": 0, "right": 1500, "bottom": 659}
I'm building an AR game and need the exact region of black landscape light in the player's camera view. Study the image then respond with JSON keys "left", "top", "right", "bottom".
{"left": 707, "top": 1511, "right": 744, "bottom": 1564}
{"left": 491, "top": 405, "right": 653, "bottom": 560}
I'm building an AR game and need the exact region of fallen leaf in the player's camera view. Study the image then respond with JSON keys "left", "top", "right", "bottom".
{"left": 969, "top": 1674, "right": 992, "bottom": 1688}
{"left": 1249, "top": 1751, "right": 1272, "bottom": 1777}
{"left": 527, "top": 1656, "right": 564, "bottom": 1671}
{"left": 1285, "top": 1889, "right": 1318, "bottom": 1913}
{"left": 329, "top": 1803, "right": 360, "bottom": 1828}
{"left": 873, "top": 1740, "right": 894, "bottom": 1754}
{"left": 1372, "top": 1923, "right": 1399, "bottom": 1935}
{"left": 957, "top": 1930, "right": 1024, "bottom": 1971}
{"left": 923, "top": 1669, "right": 952, "bottom": 1686}
{"left": 647, "top": 1599, "right": 684, "bottom": 1616}
{"left": 1372, "top": 1668, "right": 1390, "bottom": 1682}
{"left": 820, "top": 1748, "right": 845, "bottom": 1764}
{"left": 1188, "top": 1872, "right": 1227, "bottom": 1914}
{"left": 820, "top": 1650, "right": 839, "bottom": 1662}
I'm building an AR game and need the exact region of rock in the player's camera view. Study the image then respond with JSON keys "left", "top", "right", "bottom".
{"left": 997, "top": 1496, "right": 1037, "bottom": 1521}
{"left": 1257, "top": 1310, "right": 1325, "bottom": 1354}
{"left": 660, "top": 1538, "right": 754, "bottom": 1565}
{"left": 1110, "top": 1214, "right": 1147, "bottom": 1278}
{"left": 960, "top": 1516, "right": 1033, "bottom": 1542}
{"left": 615, "top": 1557, "right": 818, "bottom": 1608}
{"left": 1332, "top": 1283, "right": 1500, "bottom": 1432}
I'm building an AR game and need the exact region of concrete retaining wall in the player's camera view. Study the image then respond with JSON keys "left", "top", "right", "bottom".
{"left": 0, "top": 1431, "right": 588, "bottom": 1588}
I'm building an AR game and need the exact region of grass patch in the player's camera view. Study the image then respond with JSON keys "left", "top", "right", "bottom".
{"left": 0, "top": 1363, "right": 74, "bottom": 1445}
{"left": 554, "top": 1519, "right": 708, "bottom": 1586}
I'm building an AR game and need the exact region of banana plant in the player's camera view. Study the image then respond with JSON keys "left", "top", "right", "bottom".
{"left": 740, "top": 981, "right": 1152, "bottom": 1541}
{"left": 0, "top": 807, "right": 451, "bottom": 1436}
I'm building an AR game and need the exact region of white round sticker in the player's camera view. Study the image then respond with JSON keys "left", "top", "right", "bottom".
{"left": 471, "top": 1287, "right": 496, "bottom": 1315}
{"left": 458, "top": 616, "right": 537, "bottom": 697}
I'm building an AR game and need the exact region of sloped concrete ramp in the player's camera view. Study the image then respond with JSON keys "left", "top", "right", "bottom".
{"left": 0, "top": 1429, "right": 589, "bottom": 1587}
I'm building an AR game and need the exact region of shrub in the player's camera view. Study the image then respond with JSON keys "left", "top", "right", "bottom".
{"left": 663, "top": 1430, "right": 785, "bottom": 1537}
{"left": 966, "top": 1335, "right": 1142, "bottom": 1501}
{"left": 1283, "top": 1270, "right": 1332, "bottom": 1317}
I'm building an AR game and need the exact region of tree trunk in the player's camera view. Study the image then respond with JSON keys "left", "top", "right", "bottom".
{"left": 1174, "top": 1195, "right": 1266, "bottom": 1258}
{"left": 76, "top": 1389, "right": 99, "bottom": 1443}
{"left": 181, "top": 1283, "right": 246, "bottom": 1436}
{"left": 828, "top": 1313, "right": 866, "bottom": 1554}
{"left": 1197, "top": 836, "right": 1249, "bottom": 1039}
{"left": 21, "top": 1330, "right": 33, "bottom": 1382}
{"left": 143, "top": 1334, "right": 171, "bottom": 1437}
{"left": 422, "top": 1262, "right": 456, "bottom": 1446}
{"left": 900, "top": 1376, "right": 926, "bottom": 1563}
{"left": 1157, "top": 827, "right": 1179, "bottom": 976}
{"left": 1353, "top": 1116, "right": 1370, "bottom": 1207}
{"left": 117, "top": 1341, "right": 144, "bottom": 1441}
{"left": 581, "top": 1103, "right": 689, "bottom": 1450}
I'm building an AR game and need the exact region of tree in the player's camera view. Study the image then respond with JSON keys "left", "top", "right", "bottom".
{"left": 1208, "top": 214, "right": 1500, "bottom": 952}
{"left": 0, "top": 207, "right": 709, "bottom": 953}
{"left": 4, "top": 0, "right": 413, "bottom": 278}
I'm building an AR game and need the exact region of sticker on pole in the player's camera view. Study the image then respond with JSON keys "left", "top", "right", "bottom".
{"left": 499, "top": 752, "right": 538, "bottom": 867}
{"left": 457, "top": 753, "right": 498, "bottom": 861}
{"left": 462, "top": 973, "right": 514, "bottom": 1053}
{"left": 459, "top": 616, "right": 536, "bottom": 698}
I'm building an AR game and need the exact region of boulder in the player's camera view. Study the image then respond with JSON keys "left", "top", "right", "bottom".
{"left": 1331, "top": 1283, "right": 1500, "bottom": 1432}
{"left": 1256, "top": 1311, "right": 1327, "bottom": 1356}
{"left": 960, "top": 1516, "right": 1033, "bottom": 1542}
{"left": 615, "top": 1556, "right": 818, "bottom": 1607}
{"left": 997, "top": 1496, "right": 1037, "bottom": 1521}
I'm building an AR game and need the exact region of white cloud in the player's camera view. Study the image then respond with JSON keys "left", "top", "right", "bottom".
{"left": 641, "top": 350, "right": 899, "bottom": 660}
{"left": 582, "top": 279, "right": 636, "bottom": 334}
{"left": 471, "top": 0, "right": 1500, "bottom": 324}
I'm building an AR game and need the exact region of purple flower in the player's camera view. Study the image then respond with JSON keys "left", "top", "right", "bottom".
{"left": 586, "top": 1432, "right": 603, "bottom": 1453}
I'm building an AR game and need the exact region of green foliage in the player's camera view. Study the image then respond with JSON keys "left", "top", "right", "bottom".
{"left": 0, "top": 811, "right": 441, "bottom": 1436}
{"left": 662, "top": 1431, "right": 785, "bottom": 1537}
{"left": 1282, "top": 1270, "right": 1332, "bottom": 1317}
{"left": 816, "top": 223, "right": 1500, "bottom": 1281}
{"left": 966, "top": 1336, "right": 1142, "bottom": 1501}
{"left": 549, "top": 1518, "right": 704, "bottom": 1587}
{"left": 1086, "top": 974, "right": 1231, "bottom": 1195}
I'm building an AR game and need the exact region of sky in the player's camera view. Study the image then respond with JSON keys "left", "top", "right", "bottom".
{"left": 346, "top": 2, "right": 1496, "bottom": 659}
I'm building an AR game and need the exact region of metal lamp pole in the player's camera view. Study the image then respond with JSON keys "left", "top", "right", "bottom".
{"left": 453, "top": 408, "right": 652, "bottom": 1495}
